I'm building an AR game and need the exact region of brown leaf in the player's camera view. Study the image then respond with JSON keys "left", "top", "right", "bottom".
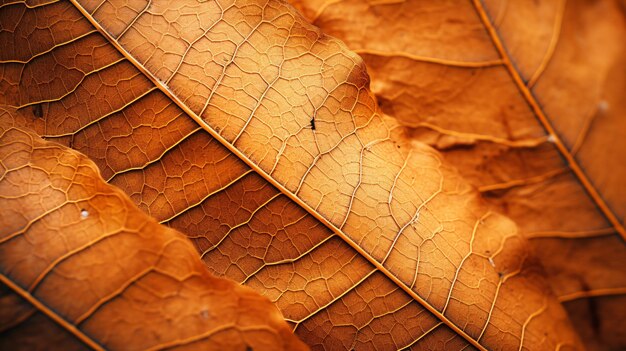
{"left": 288, "top": 0, "right": 626, "bottom": 349}
{"left": 0, "top": 0, "right": 585, "bottom": 349}
{"left": 0, "top": 116, "right": 308, "bottom": 350}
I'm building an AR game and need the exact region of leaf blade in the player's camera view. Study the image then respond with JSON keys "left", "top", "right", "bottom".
{"left": 0, "top": 114, "right": 307, "bottom": 350}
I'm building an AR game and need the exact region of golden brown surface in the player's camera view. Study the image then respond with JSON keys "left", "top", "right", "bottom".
{"left": 0, "top": 118, "right": 307, "bottom": 350}
{"left": 287, "top": 0, "right": 626, "bottom": 349}
{"left": 0, "top": 0, "right": 595, "bottom": 349}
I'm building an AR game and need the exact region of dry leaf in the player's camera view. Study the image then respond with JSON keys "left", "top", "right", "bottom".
{"left": 287, "top": 0, "right": 626, "bottom": 349}
{"left": 0, "top": 116, "right": 308, "bottom": 350}
{"left": 0, "top": 0, "right": 588, "bottom": 349}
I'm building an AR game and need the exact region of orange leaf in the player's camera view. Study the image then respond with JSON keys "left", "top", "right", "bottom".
{"left": 289, "top": 0, "right": 626, "bottom": 349}
{"left": 0, "top": 114, "right": 307, "bottom": 350}
{"left": 0, "top": 0, "right": 586, "bottom": 349}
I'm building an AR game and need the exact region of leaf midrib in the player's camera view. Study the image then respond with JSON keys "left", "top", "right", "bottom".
{"left": 67, "top": 1, "right": 489, "bottom": 349}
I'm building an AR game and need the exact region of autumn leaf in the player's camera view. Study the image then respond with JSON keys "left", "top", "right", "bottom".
{"left": 0, "top": 0, "right": 590, "bottom": 349}
{"left": 287, "top": 0, "right": 626, "bottom": 350}
{"left": 0, "top": 113, "right": 308, "bottom": 350}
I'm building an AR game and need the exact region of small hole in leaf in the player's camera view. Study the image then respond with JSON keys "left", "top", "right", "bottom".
{"left": 80, "top": 209, "right": 89, "bottom": 219}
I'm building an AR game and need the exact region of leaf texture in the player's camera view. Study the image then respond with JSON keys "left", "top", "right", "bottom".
{"left": 286, "top": 0, "right": 626, "bottom": 349}
{"left": 0, "top": 0, "right": 586, "bottom": 349}
{"left": 0, "top": 113, "right": 308, "bottom": 350}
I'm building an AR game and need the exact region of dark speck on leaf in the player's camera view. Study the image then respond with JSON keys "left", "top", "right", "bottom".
{"left": 32, "top": 104, "right": 43, "bottom": 118}
{"left": 310, "top": 117, "right": 316, "bottom": 130}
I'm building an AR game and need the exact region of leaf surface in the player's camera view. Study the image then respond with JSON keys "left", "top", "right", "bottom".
{"left": 0, "top": 0, "right": 585, "bottom": 349}
{"left": 0, "top": 112, "right": 307, "bottom": 350}
{"left": 287, "top": 0, "right": 626, "bottom": 349}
